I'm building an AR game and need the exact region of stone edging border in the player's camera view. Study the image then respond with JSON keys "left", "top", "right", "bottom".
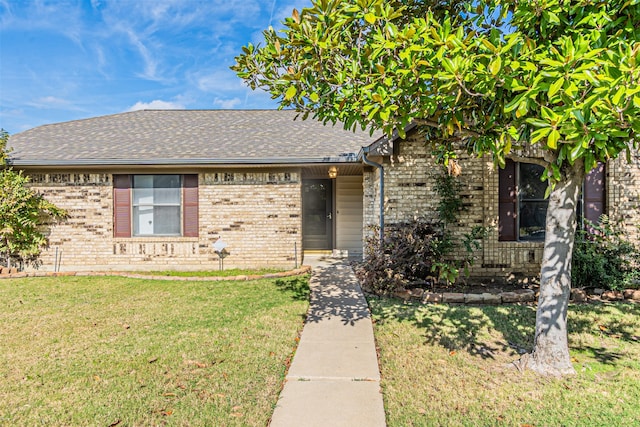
{"left": 394, "top": 287, "right": 640, "bottom": 304}
{"left": 3, "top": 265, "right": 639, "bottom": 304}
{"left": 0, "top": 265, "right": 312, "bottom": 281}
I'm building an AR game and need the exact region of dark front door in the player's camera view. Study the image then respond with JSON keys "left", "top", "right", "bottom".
{"left": 302, "top": 179, "right": 333, "bottom": 250}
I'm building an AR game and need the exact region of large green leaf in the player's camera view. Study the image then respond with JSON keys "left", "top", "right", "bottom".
{"left": 489, "top": 56, "right": 502, "bottom": 76}
{"left": 548, "top": 77, "right": 564, "bottom": 98}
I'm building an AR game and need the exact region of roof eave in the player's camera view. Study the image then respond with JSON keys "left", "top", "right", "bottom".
{"left": 10, "top": 155, "right": 361, "bottom": 168}
{"left": 359, "top": 122, "right": 418, "bottom": 159}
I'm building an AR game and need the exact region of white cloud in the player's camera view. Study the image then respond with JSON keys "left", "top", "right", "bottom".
{"left": 122, "top": 27, "right": 162, "bottom": 81}
{"left": 25, "top": 96, "right": 75, "bottom": 110}
{"left": 128, "top": 100, "right": 185, "bottom": 111}
{"left": 36, "top": 96, "right": 70, "bottom": 106}
{"left": 195, "top": 69, "right": 245, "bottom": 93}
{"left": 213, "top": 97, "right": 242, "bottom": 109}
{"left": 0, "top": 0, "right": 85, "bottom": 45}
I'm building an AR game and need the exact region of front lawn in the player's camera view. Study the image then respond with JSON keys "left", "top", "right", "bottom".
{"left": 0, "top": 275, "right": 309, "bottom": 426}
{"left": 370, "top": 299, "right": 640, "bottom": 426}
{"left": 132, "top": 268, "right": 285, "bottom": 277}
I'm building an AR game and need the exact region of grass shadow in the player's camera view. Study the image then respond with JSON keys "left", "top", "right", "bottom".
{"left": 568, "top": 302, "right": 640, "bottom": 343}
{"left": 371, "top": 300, "right": 536, "bottom": 360}
{"left": 274, "top": 276, "right": 311, "bottom": 301}
{"left": 577, "top": 345, "right": 624, "bottom": 365}
{"left": 369, "top": 294, "right": 640, "bottom": 368}
{"left": 568, "top": 302, "right": 640, "bottom": 365}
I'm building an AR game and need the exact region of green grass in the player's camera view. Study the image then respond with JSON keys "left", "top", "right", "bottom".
{"left": 369, "top": 298, "right": 640, "bottom": 427}
{"left": 132, "top": 268, "right": 285, "bottom": 277}
{"left": 0, "top": 275, "right": 309, "bottom": 426}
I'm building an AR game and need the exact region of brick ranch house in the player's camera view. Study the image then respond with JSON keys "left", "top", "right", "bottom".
{"left": 8, "top": 109, "right": 640, "bottom": 280}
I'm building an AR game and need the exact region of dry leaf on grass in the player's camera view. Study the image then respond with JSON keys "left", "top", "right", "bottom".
{"left": 185, "top": 360, "right": 207, "bottom": 368}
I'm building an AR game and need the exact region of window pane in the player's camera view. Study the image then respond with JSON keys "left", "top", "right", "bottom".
{"left": 154, "top": 187, "right": 181, "bottom": 204}
{"left": 133, "top": 206, "right": 154, "bottom": 235}
{"left": 133, "top": 176, "right": 154, "bottom": 205}
{"left": 519, "top": 201, "right": 547, "bottom": 240}
{"left": 520, "top": 163, "right": 547, "bottom": 200}
{"left": 518, "top": 163, "right": 548, "bottom": 241}
{"left": 133, "top": 188, "right": 154, "bottom": 205}
{"left": 154, "top": 176, "right": 180, "bottom": 204}
{"left": 132, "top": 206, "right": 181, "bottom": 235}
{"left": 133, "top": 175, "right": 154, "bottom": 188}
{"left": 154, "top": 206, "right": 181, "bottom": 234}
{"left": 154, "top": 175, "right": 181, "bottom": 189}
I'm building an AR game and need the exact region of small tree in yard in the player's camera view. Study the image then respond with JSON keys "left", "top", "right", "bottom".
{"left": 234, "top": 0, "right": 640, "bottom": 376}
{"left": 0, "top": 130, "right": 66, "bottom": 269}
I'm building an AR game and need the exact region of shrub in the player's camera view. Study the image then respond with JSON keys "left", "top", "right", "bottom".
{"left": 572, "top": 217, "right": 639, "bottom": 291}
{"left": 355, "top": 220, "right": 448, "bottom": 295}
{"left": 356, "top": 167, "right": 488, "bottom": 295}
{"left": 0, "top": 130, "right": 67, "bottom": 269}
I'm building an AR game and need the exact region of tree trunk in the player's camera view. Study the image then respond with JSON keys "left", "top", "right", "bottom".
{"left": 524, "top": 160, "right": 585, "bottom": 376}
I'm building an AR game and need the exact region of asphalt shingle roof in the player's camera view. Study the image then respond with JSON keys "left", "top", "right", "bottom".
{"left": 9, "top": 110, "right": 381, "bottom": 166}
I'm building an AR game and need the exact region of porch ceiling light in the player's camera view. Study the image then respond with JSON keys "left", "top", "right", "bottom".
{"left": 328, "top": 166, "right": 338, "bottom": 179}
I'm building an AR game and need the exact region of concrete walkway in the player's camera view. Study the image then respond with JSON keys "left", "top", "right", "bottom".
{"left": 270, "top": 257, "right": 386, "bottom": 427}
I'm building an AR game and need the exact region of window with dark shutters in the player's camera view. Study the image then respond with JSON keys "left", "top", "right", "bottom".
{"left": 498, "top": 161, "right": 606, "bottom": 241}
{"left": 113, "top": 174, "right": 199, "bottom": 238}
{"left": 113, "top": 175, "right": 132, "bottom": 238}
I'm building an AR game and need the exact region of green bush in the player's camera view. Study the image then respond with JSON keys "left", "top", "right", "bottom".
{"left": 572, "top": 217, "right": 639, "bottom": 291}
{"left": 1, "top": 130, "right": 67, "bottom": 269}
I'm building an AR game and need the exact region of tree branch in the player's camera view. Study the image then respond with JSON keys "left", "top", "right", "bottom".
{"left": 506, "top": 154, "right": 549, "bottom": 168}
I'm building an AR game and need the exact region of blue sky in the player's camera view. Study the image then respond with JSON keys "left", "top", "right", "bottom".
{"left": 0, "top": 0, "right": 311, "bottom": 134}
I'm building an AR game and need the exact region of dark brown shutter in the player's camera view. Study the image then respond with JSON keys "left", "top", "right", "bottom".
{"left": 113, "top": 175, "right": 132, "bottom": 238}
{"left": 498, "top": 159, "right": 517, "bottom": 241}
{"left": 584, "top": 162, "right": 605, "bottom": 225}
{"left": 183, "top": 174, "right": 199, "bottom": 237}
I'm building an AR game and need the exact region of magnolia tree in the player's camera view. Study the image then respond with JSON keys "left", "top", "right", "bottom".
{"left": 234, "top": 0, "right": 640, "bottom": 376}
{"left": 0, "top": 130, "right": 66, "bottom": 269}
